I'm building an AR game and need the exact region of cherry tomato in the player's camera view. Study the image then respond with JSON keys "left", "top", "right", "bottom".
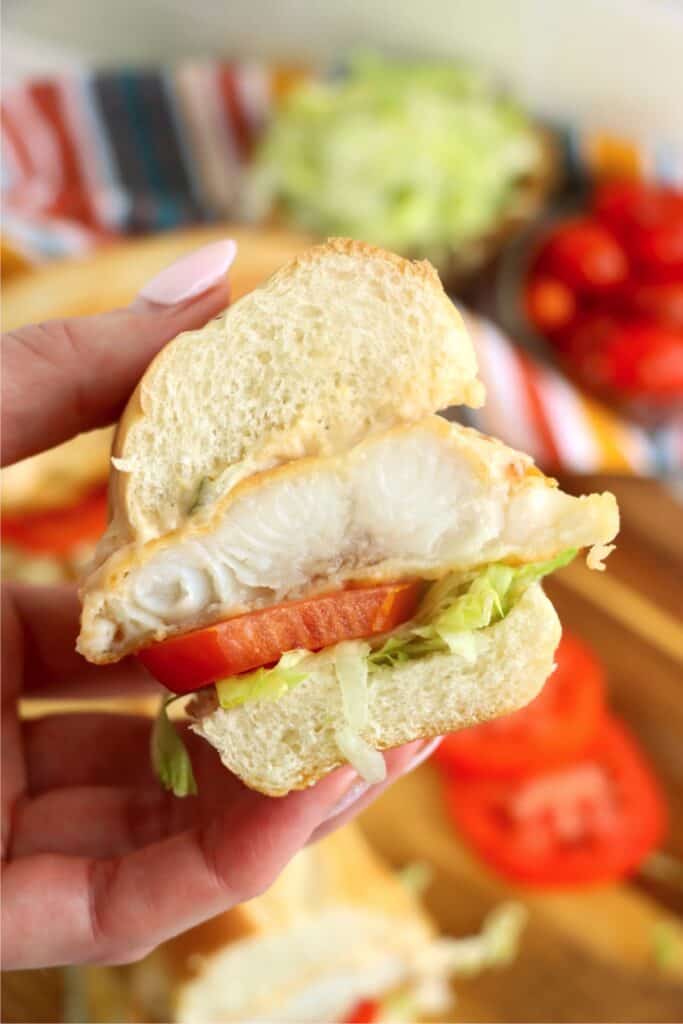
{"left": 594, "top": 181, "right": 683, "bottom": 237}
{"left": 445, "top": 715, "right": 667, "bottom": 887}
{"left": 630, "top": 220, "right": 683, "bottom": 282}
{"left": 562, "top": 315, "right": 683, "bottom": 400}
{"left": 525, "top": 275, "right": 576, "bottom": 335}
{"left": 537, "top": 218, "right": 628, "bottom": 294}
{"left": 435, "top": 632, "right": 606, "bottom": 779}
{"left": 342, "top": 999, "right": 380, "bottom": 1023}
{"left": 138, "top": 580, "right": 423, "bottom": 693}
{"left": 1, "top": 486, "right": 108, "bottom": 554}
{"left": 594, "top": 181, "right": 683, "bottom": 280}
{"left": 554, "top": 312, "right": 618, "bottom": 361}
{"left": 624, "top": 282, "right": 683, "bottom": 329}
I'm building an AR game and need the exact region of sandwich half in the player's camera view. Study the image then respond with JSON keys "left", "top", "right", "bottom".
{"left": 1, "top": 429, "right": 112, "bottom": 584}
{"left": 77, "top": 238, "right": 618, "bottom": 797}
{"left": 84, "top": 824, "right": 526, "bottom": 1023}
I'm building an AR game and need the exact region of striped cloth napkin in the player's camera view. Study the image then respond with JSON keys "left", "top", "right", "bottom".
{"left": 2, "top": 62, "right": 681, "bottom": 478}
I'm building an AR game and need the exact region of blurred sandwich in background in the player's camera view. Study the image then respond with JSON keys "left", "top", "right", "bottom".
{"left": 84, "top": 824, "right": 524, "bottom": 1024}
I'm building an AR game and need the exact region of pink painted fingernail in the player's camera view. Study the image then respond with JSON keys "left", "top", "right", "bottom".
{"left": 405, "top": 736, "right": 443, "bottom": 772}
{"left": 324, "top": 778, "right": 370, "bottom": 820}
{"left": 137, "top": 239, "right": 237, "bottom": 305}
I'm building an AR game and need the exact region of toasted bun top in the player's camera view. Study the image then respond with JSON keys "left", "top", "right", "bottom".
{"left": 109, "top": 238, "right": 483, "bottom": 544}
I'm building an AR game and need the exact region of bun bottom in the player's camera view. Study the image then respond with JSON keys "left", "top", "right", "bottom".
{"left": 191, "top": 585, "right": 561, "bottom": 797}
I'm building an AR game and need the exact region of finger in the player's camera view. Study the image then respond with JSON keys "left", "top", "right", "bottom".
{"left": 24, "top": 714, "right": 157, "bottom": 793}
{"left": 24, "top": 713, "right": 233, "bottom": 795}
{"left": 7, "top": 583, "right": 159, "bottom": 699}
{"left": 307, "top": 738, "right": 443, "bottom": 845}
{"left": 13, "top": 731, "right": 253, "bottom": 858}
{"left": 2, "top": 239, "right": 235, "bottom": 466}
{"left": 10, "top": 786, "right": 189, "bottom": 859}
{"left": 2, "top": 766, "right": 356, "bottom": 969}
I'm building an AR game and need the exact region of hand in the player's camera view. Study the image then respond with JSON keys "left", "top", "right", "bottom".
{"left": 1, "top": 241, "right": 438, "bottom": 970}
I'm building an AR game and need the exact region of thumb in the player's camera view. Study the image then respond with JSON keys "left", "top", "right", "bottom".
{"left": 1, "top": 239, "right": 236, "bottom": 468}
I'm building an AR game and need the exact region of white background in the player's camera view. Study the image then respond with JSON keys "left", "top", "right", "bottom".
{"left": 3, "top": 0, "right": 683, "bottom": 142}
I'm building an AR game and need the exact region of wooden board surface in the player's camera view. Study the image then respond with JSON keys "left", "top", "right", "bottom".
{"left": 361, "top": 472, "right": 683, "bottom": 1023}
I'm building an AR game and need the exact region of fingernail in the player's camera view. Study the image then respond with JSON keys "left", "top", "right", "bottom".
{"left": 324, "top": 777, "right": 370, "bottom": 821}
{"left": 137, "top": 239, "right": 237, "bottom": 306}
{"left": 405, "top": 736, "right": 443, "bottom": 772}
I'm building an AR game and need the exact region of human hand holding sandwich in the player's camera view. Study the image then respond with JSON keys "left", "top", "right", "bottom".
{"left": 1, "top": 241, "right": 435, "bottom": 970}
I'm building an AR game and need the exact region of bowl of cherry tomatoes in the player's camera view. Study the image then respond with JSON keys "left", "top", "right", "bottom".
{"left": 496, "top": 180, "right": 683, "bottom": 424}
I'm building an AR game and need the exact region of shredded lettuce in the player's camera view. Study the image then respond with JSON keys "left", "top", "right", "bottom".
{"left": 415, "top": 902, "right": 528, "bottom": 977}
{"left": 216, "top": 650, "right": 310, "bottom": 710}
{"left": 398, "top": 860, "right": 434, "bottom": 895}
{"left": 154, "top": 551, "right": 575, "bottom": 795}
{"left": 335, "top": 641, "right": 371, "bottom": 729}
{"left": 250, "top": 52, "right": 541, "bottom": 263}
{"left": 377, "top": 902, "right": 527, "bottom": 1019}
{"left": 369, "top": 548, "right": 576, "bottom": 668}
{"left": 151, "top": 698, "right": 197, "bottom": 798}
{"left": 333, "top": 640, "right": 387, "bottom": 783}
{"left": 213, "top": 550, "right": 576, "bottom": 708}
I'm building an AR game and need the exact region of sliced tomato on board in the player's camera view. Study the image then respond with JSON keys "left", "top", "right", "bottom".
{"left": 138, "top": 580, "right": 423, "bottom": 694}
{"left": 444, "top": 715, "right": 667, "bottom": 887}
{"left": 1, "top": 486, "right": 108, "bottom": 554}
{"left": 435, "top": 632, "right": 606, "bottom": 779}
{"left": 342, "top": 999, "right": 380, "bottom": 1023}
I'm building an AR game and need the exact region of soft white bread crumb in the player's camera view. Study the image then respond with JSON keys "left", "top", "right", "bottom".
{"left": 109, "top": 238, "right": 483, "bottom": 544}
{"left": 191, "top": 584, "right": 561, "bottom": 797}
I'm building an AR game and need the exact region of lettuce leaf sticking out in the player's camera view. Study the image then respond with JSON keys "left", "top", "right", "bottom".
{"left": 369, "top": 548, "right": 576, "bottom": 668}
{"left": 151, "top": 698, "right": 197, "bottom": 797}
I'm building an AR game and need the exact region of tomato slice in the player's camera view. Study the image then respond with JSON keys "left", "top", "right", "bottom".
{"left": 1, "top": 486, "right": 108, "bottom": 554}
{"left": 435, "top": 632, "right": 606, "bottom": 779}
{"left": 444, "top": 715, "right": 667, "bottom": 887}
{"left": 138, "top": 580, "right": 423, "bottom": 694}
{"left": 342, "top": 999, "right": 379, "bottom": 1024}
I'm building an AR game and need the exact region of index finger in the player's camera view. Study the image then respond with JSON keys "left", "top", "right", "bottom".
{"left": 5, "top": 583, "right": 158, "bottom": 700}
{"left": 1, "top": 241, "right": 234, "bottom": 467}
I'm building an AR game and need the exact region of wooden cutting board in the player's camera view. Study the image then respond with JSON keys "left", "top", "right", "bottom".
{"left": 361, "top": 472, "right": 683, "bottom": 1023}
